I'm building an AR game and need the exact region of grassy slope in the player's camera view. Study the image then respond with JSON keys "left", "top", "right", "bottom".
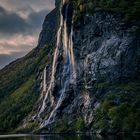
{"left": 0, "top": 45, "right": 53, "bottom": 133}
{"left": 0, "top": 76, "right": 36, "bottom": 132}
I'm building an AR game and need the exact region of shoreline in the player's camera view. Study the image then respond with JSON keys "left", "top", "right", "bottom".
{"left": 0, "top": 132, "right": 140, "bottom": 136}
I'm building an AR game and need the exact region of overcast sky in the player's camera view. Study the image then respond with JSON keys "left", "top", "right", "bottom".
{"left": 0, "top": 0, "right": 55, "bottom": 69}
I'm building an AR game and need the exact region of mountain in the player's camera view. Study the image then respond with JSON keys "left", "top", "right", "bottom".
{"left": 0, "top": 0, "right": 140, "bottom": 134}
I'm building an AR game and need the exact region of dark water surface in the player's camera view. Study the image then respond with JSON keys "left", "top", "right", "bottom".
{"left": 0, "top": 134, "right": 140, "bottom": 140}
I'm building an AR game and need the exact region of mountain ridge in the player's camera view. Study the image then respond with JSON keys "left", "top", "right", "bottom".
{"left": 0, "top": 0, "right": 140, "bottom": 134}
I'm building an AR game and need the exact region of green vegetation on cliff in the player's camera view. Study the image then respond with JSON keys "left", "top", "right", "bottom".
{"left": 93, "top": 82, "right": 140, "bottom": 133}
{"left": 72, "top": 0, "right": 140, "bottom": 24}
{"left": 0, "top": 45, "right": 53, "bottom": 133}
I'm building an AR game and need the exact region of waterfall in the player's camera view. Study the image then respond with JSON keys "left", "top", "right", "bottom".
{"left": 43, "top": 67, "right": 46, "bottom": 92}
{"left": 38, "top": 7, "right": 63, "bottom": 117}
{"left": 38, "top": 0, "right": 76, "bottom": 127}
{"left": 69, "top": 25, "right": 76, "bottom": 81}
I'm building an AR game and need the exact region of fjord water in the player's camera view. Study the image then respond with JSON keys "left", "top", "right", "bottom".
{"left": 0, "top": 134, "right": 140, "bottom": 140}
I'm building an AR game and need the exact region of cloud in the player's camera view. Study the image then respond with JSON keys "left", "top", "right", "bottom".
{"left": 0, "top": 34, "right": 37, "bottom": 69}
{"left": 0, "top": 6, "right": 28, "bottom": 35}
{"left": 0, "top": 5, "right": 49, "bottom": 35}
{"left": 0, "top": 0, "right": 55, "bottom": 13}
{"left": 28, "top": 9, "right": 49, "bottom": 28}
{"left": 0, "top": 6, "right": 5, "bottom": 12}
{"left": 0, "top": 54, "right": 16, "bottom": 69}
{"left": 0, "top": 34, "right": 38, "bottom": 55}
{"left": 0, "top": 0, "right": 55, "bottom": 69}
{"left": 0, "top": 52, "right": 27, "bottom": 69}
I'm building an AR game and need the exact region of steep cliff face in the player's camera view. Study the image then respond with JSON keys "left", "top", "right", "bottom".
{"left": 0, "top": 0, "right": 140, "bottom": 134}
{"left": 38, "top": 9, "right": 59, "bottom": 47}
{"left": 71, "top": 11, "right": 140, "bottom": 133}
{"left": 29, "top": 1, "right": 140, "bottom": 134}
{"left": 38, "top": 0, "right": 61, "bottom": 48}
{"left": 74, "top": 11, "right": 140, "bottom": 84}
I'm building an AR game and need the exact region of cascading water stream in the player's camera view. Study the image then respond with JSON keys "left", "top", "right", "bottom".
{"left": 69, "top": 25, "right": 76, "bottom": 81}
{"left": 39, "top": 0, "right": 76, "bottom": 127}
{"left": 38, "top": 7, "right": 63, "bottom": 118}
{"left": 43, "top": 67, "right": 47, "bottom": 92}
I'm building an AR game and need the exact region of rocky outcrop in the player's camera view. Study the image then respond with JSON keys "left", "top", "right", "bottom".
{"left": 35, "top": 8, "right": 140, "bottom": 133}
{"left": 37, "top": 7, "right": 59, "bottom": 48}
{"left": 74, "top": 11, "right": 140, "bottom": 85}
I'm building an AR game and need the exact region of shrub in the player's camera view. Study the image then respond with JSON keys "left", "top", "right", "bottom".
{"left": 76, "top": 117, "right": 85, "bottom": 131}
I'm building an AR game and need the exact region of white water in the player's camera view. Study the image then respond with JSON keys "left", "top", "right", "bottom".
{"left": 39, "top": 0, "right": 76, "bottom": 127}
{"left": 38, "top": 7, "right": 63, "bottom": 117}
{"left": 69, "top": 25, "right": 76, "bottom": 80}
{"left": 43, "top": 67, "right": 46, "bottom": 92}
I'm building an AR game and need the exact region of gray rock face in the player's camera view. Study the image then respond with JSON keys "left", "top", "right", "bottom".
{"left": 37, "top": 1, "right": 60, "bottom": 48}
{"left": 74, "top": 12, "right": 140, "bottom": 84}
{"left": 36, "top": 9, "right": 140, "bottom": 132}
{"left": 37, "top": 8, "right": 59, "bottom": 48}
